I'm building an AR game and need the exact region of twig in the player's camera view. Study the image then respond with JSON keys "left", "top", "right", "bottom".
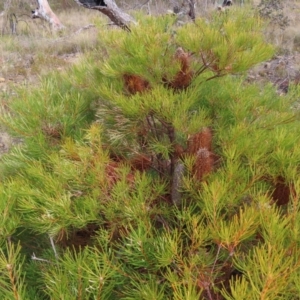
{"left": 73, "top": 0, "right": 136, "bottom": 31}
{"left": 211, "top": 243, "right": 221, "bottom": 275}
{"left": 49, "top": 235, "right": 59, "bottom": 260}
{"left": 129, "top": 0, "right": 151, "bottom": 11}
{"left": 31, "top": 253, "right": 52, "bottom": 263}
{"left": 205, "top": 286, "right": 214, "bottom": 300}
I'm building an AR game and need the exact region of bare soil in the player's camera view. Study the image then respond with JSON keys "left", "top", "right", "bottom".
{"left": 248, "top": 53, "right": 300, "bottom": 94}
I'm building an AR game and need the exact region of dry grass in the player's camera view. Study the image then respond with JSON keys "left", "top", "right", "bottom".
{"left": 1, "top": 0, "right": 300, "bottom": 93}
{"left": 282, "top": 0, "right": 300, "bottom": 53}
{"left": 259, "top": 0, "right": 300, "bottom": 53}
{"left": 0, "top": 8, "right": 106, "bottom": 91}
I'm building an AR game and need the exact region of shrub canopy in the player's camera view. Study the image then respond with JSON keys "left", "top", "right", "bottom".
{"left": 1, "top": 9, "right": 300, "bottom": 299}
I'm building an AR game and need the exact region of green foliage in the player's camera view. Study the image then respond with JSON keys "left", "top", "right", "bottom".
{"left": 0, "top": 241, "right": 27, "bottom": 299}
{"left": 1, "top": 9, "right": 300, "bottom": 299}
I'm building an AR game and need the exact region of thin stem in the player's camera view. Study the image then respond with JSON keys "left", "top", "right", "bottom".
{"left": 167, "top": 124, "right": 176, "bottom": 176}
{"left": 147, "top": 114, "right": 164, "bottom": 174}
{"left": 6, "top": 238, "right": 19, "bottom": 300}
{"left": 31, "top": 253, "right": 52, "bottom": 263}
{"left": 195, "top": 64, "right": 209, "bottom": 77}
{"left": 205, "top": 73, "right": 226, "bottom": 82}
{"left": 150, "top": 114, "right": 159, "bottom": 140}
{"left": 49, "top": 236, "right": 59, "bottom": 260}
{"left": 205, "top": 286, "right": 214, "bottom": 300}
{"left": 7, "top": 265, "right": 19, "bottom": 300}
{"left": 77, "top": 267, "right": 83, "bottom": 300}
{"left": 223, "top": 251, "right": 234, "bottom": 267}
{"left": 211, "top": 243, "right": 221, "bottom": 275}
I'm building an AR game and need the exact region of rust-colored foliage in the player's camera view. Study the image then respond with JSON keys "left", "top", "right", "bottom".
{"left": 271, "top": 176, "right": 294, "bottom": 206}
{"left": 166, "top": 47, "right": 194, "bottom": 90}
{"left": 130, "top": 153, "right": 152, "bottom": 171}
{"left": 123, "top": 48, "right": 194, "bottom": 94}
{"left": 42, "top": 123, "right": 63, "bottom": 140}
{"left": 187, "top": 127, "right": 212, "bottom": 154}
{"left": 194, "top": 148, "right": 214, "bottom": 181}
{"left": 123, "top": 74, "right": 150, "bottom": 94}
{"left": 105, "top": 162, "right": 135, "bottom": 188}
{"left": 105, "top": 162, "right": 121, "bottom": 187}
{"left": 174, "top": 143, "right": 185, "bottom": 159}
{"left": 187, "top": 127, "right": 215, "bottom": 181}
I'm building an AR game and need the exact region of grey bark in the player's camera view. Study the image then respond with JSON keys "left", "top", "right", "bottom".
{"left": 188, "top": 0, "right": 196, "bottom": 21}
{"left": 73, "top": 0, "right": 137, "bottom": 31}
{"left": 172, "top": 163, "right": 185, "bottom": 206}
{"left": 32, "top": 0, "right": 64, "bottom": 30}
{"left": 172, "top": 0, "right": 196, "bottom": 22}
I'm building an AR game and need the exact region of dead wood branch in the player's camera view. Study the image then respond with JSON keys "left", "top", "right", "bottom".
{"left": 74, "top": 0, "right": 136, "bottom": 31}
{"left": 172, "top": 0, "right": 196, "bottom": 21}
{"left": 32, "top": 0, "right": 64, "bottom": 30}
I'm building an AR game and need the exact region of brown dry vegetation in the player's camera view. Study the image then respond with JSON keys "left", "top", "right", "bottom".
{"left": 0, "top": 8, "right": 101, "bottom": 88}
{"left": 265, "top": 0, "right": 300, "bottom": 52}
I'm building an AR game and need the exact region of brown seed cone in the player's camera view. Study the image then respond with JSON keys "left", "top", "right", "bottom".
{"left": 187, "top": 127, "right": 212, "bottom": 155}
{"left": 169, "top": 70, "right": 194, "bottom": 90}
{"left": 123, "top": 74, "right": 150, "bottom": 94}
{"left": 166, "top": 47, "right": 194, "bottom": 90}
{"left": 175, "top": 47, "right": 190, "bottom": 73}
{"left": 174, "top": 143, "right": 185, "bottom": 159}
{"left": 193, "top": 148, "right": 214, "bottom": 181}
{"left": 185, "top": 127, "right": 214, "bottom": 181}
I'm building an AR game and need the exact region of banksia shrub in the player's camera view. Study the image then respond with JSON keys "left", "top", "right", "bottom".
{"left": 2, "top": 8, "right": 300, "bottom": 299}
